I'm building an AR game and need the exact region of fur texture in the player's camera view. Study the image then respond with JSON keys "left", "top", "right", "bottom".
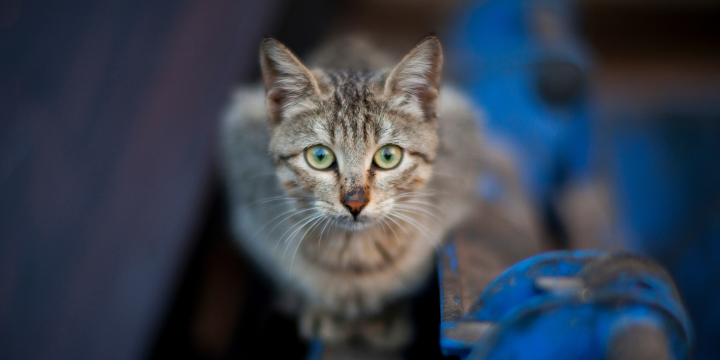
{"left": 219, "top": 36, "right": 482, "bottom": 348}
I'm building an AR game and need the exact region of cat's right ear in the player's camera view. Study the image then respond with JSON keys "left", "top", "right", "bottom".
{"left": 384, "top": 36, "right": 443, "bottom": 122}
{"left": 260, "top": 38, "right": 320, "bottom": 126}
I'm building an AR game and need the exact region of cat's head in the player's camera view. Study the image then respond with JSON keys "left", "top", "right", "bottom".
{"left": 260, "top": 37, "right": 442, "bottom": 231}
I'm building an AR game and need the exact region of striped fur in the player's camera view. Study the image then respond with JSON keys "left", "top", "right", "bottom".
{"left": 220, "top": 36, "right": 483, "bottom": 348}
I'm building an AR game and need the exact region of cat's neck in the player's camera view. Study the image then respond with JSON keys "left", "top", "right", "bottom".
{"left": 296, "top": 211, "right": 436, "bottom": 273}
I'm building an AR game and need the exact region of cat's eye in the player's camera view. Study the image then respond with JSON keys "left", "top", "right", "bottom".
{"left": 373, "top": 145, "right": 403, "bottom": 169}
{"left": 305, "top": 145, "right": 336, "bottom": 170}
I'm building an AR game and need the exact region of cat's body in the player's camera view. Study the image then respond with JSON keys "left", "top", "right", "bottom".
{"left": 219, "top": 36, "right": 482, "bottom": 348}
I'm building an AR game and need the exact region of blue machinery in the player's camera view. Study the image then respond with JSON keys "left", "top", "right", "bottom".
{"left": 442, "top": 0, "right": 718, "bottom": 358}
{"left": 445, "top": 0, "right": 592, "bottom": 208}
{"left": 439, "top": 248, "right": 692, "bottom": 359}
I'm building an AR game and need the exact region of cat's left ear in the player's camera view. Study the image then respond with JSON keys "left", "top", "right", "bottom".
{"left": 260, "top": 38, "right": 321, "bottom": 126}
{"left": 384, "top": 36, "right": 443, "bottom": 121}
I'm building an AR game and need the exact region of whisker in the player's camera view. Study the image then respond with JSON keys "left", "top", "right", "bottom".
{"left": 263, "top": 207, "right": 315, "bottom": 239}
{"left": 263, "top": 200, "right": 300, "bottom": 214}
{"left": 317, "top": 217, "right": 333, "bottom": 245}
{"left": 247, "top": 206, "right": 312, "bottom": 242}
{"left": 397, "top": 199, "right": 442, "bottom": 210}
{"left": 291, "top": 215, "right": 326, "bottom": 271}
{"left": 281, "top": 214, "right": 323, "bottom": 264}
{"left": 249, "top": 198, "right": 297, "bottom": 207}
{"left": 391, "top": 212, "right": 435, "bottom": 238}
{"left": 388, "top": 212, "right": 441, "bottom": 253}
{"left": 393, "top": 191, "right": 438, "bottom": 197}
{"left": 283, "top": 213, "right": 322, "bottom": 245}
{"left": 391, "top": 193, "right": 439, "bottom": 201}
{"left": 393, "top": 205, "right": 443, "bottom": 222}
{"left": 272, "top": 211, "right": 319, "bottom": 254}
{"left": 393, "top": 206, "right": 441, "bottom": 221}
{"left": 380, "top": 217, "right": 400, "bottom": 247}
{"left": 247, "top": 195, "right": 298, "bottom": 206}
{"left": 377, "top": 218, "right": 388, "bottom": 237}
{"left": 384, "top": 215, "right": 411, "bottom": 237}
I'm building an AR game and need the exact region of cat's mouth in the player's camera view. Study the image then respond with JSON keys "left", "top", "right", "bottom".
{"left": 335, "top": 216, "right": 374, "bottom": 231}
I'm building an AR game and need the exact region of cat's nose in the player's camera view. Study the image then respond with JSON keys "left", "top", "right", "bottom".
{"left": 344, "top": 201, "right": 367, "bottom": 218}
{"left": 342, "top": 188, "right": 368, "bottom": 219}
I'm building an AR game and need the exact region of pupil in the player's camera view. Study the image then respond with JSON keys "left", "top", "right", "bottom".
{"left": 383, "top": 149, "right": 392, "bottom": 161}
{"left": 316, "top": 150, "right": 325, "bottom": 161}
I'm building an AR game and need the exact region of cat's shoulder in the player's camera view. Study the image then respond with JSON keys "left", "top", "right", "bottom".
{"left": 439, "top": 85, "right": 483, "bottom": 124}
{"left": 220, "top": 84, "right": 268, "bottom": 133}
{"left": 437, "top": 84, "right": 484, "bottom": 145}
{"left": 218, "top": 84, "right": 273, "bottom": 178}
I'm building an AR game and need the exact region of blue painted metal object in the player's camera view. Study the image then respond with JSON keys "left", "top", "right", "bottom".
{"left": 445, "top": 0, "right": 717, "bottom": 358}
{"left": 446, "top": 0, "right": 593, "bottom": 206}
{"left": 607, "top": 109, "right": 720, "bottom": 360}
{"left": 439, "top": 249, "right": 693, "bottom": 359}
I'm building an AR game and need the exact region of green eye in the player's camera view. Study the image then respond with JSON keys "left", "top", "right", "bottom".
{"left": 373, "top": 145, "right": 403, "bottom": 169}
{"left": 305, "top": 145, "right": 335, "bottom": 170}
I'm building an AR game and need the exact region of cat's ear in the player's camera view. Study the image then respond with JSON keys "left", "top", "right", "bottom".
{"left": 260, "top": 38, "right": 320, "bottom": 126}
{"left": 384, "top": 36, "right": 443, "bottom": 121}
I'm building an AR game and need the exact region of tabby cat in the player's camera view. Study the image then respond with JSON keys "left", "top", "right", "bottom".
{"left": 219, "top": 36, "right": 482, "bottom": 349}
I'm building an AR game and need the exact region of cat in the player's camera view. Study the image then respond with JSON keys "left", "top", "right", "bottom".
{"left": 219, "top": 35, "right": 483, "bottom": 349}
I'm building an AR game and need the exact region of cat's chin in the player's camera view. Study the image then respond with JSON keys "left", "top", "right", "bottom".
{"left": 335, "top": 217, "right": 375, "bottom": 232}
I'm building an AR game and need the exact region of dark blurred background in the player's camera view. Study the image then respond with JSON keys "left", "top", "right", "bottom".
{"left": 0, "top": 0, "right": 718, "bottom": 359}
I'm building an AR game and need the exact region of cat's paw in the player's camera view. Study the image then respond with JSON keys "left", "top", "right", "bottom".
{"left": 299, "top": 305, "right": 413, "bottom": 350}
{"left": 299, "top": 308, "right": 352, "bottom": 345}
{"left": 357, "top": 311, "right": 413, "bottom": 350}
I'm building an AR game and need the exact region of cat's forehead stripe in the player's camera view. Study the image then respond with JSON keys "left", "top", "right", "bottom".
{"left": 330, "top": 70, "right": 382, "bottom": 147}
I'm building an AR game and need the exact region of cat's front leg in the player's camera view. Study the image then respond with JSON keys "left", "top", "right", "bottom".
{"left": 299, "top": 305, "right": 353, "bottom": 345}
{"left": 355, "top": 304, "right": 413, "bottom": 350}
{"left": 299, "top": 302, "right": 412, "bottom": 350}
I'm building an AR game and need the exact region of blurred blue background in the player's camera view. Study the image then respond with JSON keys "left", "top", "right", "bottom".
{"left": 444, "top": 1, "right": 719, "bottom": 358}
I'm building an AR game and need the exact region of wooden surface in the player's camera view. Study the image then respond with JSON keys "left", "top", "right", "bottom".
{"left": 452, "top": 202, "right": 544, "bottom": 310}
{"left": 438, "top": 197, "right": 545, "bottom": 326}
{"left": 0, "top": 1, "right": 281, "bottom": 359}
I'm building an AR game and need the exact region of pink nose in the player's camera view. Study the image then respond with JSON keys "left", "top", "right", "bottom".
{"left": 342, "top": 188, "right": 369, "bottom": 219}
{"left": 344, "top": 200, "right": 367, "bottom": 213}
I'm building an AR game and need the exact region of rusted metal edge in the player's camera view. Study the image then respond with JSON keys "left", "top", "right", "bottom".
{"left": 439, "top": 237, "right": 465, "bottom": 322}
